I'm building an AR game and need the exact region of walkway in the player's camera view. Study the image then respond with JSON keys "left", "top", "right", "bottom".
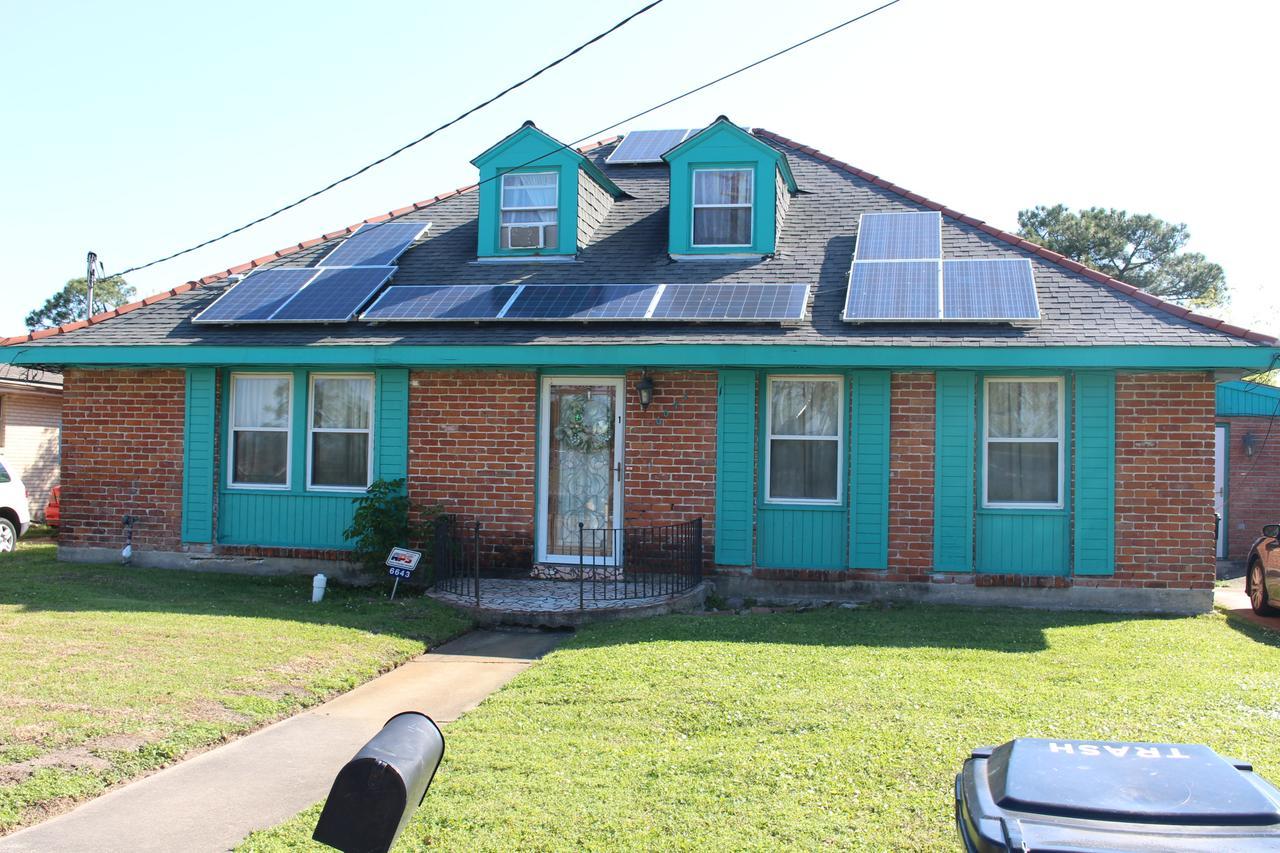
{"left": 429, "top": 578, "right": 708, "bottom": 627}
{"left": 1214, "top": 576, "right": 1280, "bottom": 633}
{"left": 0, "top": 630, "right": 563, "bottom": 853}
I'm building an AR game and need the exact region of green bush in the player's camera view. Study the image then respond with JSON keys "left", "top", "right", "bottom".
{"left": 343, "top": 478, "right": 442, "bottom": 580}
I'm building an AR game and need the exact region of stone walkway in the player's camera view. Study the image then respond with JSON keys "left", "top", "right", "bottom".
{"left": 432, "top": 578, "right": 693, "bottom": 612}
{"left": 0, "top": 630, "right": 563, "bottom": 853}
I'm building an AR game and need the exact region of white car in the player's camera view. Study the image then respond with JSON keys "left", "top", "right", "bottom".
{"left": 0, "top": 459, "right": 31, "bottom": 552}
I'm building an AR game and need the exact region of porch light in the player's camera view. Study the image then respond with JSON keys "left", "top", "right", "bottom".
{"left": 1244, "top": 432, "right": 1259, "bottom": 457}
{"left": 636, "top": 373, "right": 655, "bottom": 410}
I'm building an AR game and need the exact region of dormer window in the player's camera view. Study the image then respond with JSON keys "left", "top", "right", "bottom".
{"left": 500, "top": 172, "right": 559, "bottom": 250}
{"left": 692, "top": 168, "right": 753, "bottom": 247}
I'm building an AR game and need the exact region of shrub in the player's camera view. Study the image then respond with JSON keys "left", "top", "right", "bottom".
{"left": 343, "top": 478, "right": 442, "bottom": 580}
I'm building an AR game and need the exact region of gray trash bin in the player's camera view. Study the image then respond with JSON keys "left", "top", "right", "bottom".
{"left": 956, "top": 738, "right": 1280, "bottom": 851}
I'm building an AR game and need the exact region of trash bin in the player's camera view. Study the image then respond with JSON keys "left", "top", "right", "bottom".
{"left": 956, "top": 738, "right": 1280, "bottom": 851}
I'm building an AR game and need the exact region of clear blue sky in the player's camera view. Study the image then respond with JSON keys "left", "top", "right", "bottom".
{"left": 2, "top": 0, "right": 1275, "bottom": 336}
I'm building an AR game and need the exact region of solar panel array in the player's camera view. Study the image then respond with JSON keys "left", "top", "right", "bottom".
{"left": 193, "top": 269, "right": 318, "bottom": 324}
{"left": 605, "top": 129, "right": 697, "bottom": 164}
{"left": 319, "top": 222, "right": 428, "bottom": 267}
{"left": 843, "top": 211, "right": 1040, "bottom": 323}
{"left": 269, "top": 267, "right": 396, "bottom": 323}
{"left": 362, "top": 283, "right": 808, "bottom": 323}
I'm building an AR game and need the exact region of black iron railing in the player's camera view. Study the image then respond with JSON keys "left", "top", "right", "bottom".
{"left": 432, "top": 516, "right": 703, "bottom": 609}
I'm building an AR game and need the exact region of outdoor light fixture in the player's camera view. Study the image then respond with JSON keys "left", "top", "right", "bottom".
{"left": 636, "top": 373, "right": 655, "bottom": 410}
{"left": 1244, "top": 432, "right": 1259, "bottom": 457}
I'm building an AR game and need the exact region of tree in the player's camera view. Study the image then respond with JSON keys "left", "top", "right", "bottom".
{"left": 1016, "top": 205, "right": 1226, "bottom": 308}
{"left": 25, "top": 276, "right": 135, "bottom": 331}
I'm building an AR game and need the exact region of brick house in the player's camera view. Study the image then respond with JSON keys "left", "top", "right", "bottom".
{"left": 1215, "top": 380, "right": 1280, "bottom": 562}
{"left": 3, "top": 119, "right": 1274, "bottom": 613}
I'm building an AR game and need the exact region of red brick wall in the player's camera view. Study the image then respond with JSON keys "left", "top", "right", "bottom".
{"left": 1223, "top": 415, "right": 1280, "bottom": 561}
{"left": 883, "top": 372, "right": 935, "bottom": 581}
{"left": 623, "top": 370, "right": 717, "bottom": 562}
{"left": 1092, "top": 372, "right": 1216, "bottom": 590}
{"left": 60, "top": 368, "right": 185, "bottom": 550}
{"left": 407, "top": 370, "right": 538, "bottom": 564}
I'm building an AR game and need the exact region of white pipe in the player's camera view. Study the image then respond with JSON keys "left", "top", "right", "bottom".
{"left": 312, "top": 573, "right": 327, "bottom": 604}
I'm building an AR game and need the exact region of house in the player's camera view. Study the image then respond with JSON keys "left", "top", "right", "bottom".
{"left": 0, "top": 364, "right": 61, "bottom": 520}
{"left": 2, "top": 118, "right": 1274, "bottom": 613}
{"left": 1214, "top": 380, "right": 1280, "bottom": 562}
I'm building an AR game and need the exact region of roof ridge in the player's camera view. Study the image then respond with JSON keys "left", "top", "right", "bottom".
{"left": 1, "top": 135, "right": 623, "bottom": 346}
{"left": 752, "top": 128, "right": 1277, "bottom": 347}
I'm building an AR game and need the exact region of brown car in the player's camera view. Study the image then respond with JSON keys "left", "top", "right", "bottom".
{"left": 1246, "top": 524, "right": 1280, "bottom": 615}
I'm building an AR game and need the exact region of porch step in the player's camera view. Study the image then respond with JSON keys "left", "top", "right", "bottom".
{"left": 427, "top": 579, "right": 709, "bottom": 628}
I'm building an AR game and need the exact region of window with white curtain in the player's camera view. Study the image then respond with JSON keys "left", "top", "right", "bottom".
{"left": 500, "top": 171, "right": 558, "bottom": 249}
{"left": 229, "top": 374, "right": 292, "bottom": 488}
{"left": 984, "top": 377, "right": 1064, "bottom": 507}
{"left": 766, "top": 376, "right": 842, "bottom": 503}
{"left": 692, "top": 168, "right": 753, "bottom": 247}
{"left": 308, "top": 375, "right": 374, "bottom": 490}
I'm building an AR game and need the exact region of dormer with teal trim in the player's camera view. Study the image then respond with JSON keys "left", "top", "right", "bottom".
{"left": 662, "top": 117, "right": 798, "bottom": 259}
{"left": 471, "top": 121, "right": 625, "bottom": 261}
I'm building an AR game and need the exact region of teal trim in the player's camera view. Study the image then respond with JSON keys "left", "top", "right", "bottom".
{"left": 471, "top": 124, "right": 622, "bottom": 259}
{"left": 1073, "top": 371, "right": 1116, "bottom": 575}
{"left": 1216, "top": 380, "right": 1280, "bottom": 416}
{"left": 10, "top": 345, "right": 1275, "bottom": 371}
{"left": 933, "top": 371, "right": 975, "bottom": 572}
{"left": 756, "top": 506, "right": 846, "bottom": 569}
{"left": 664, "top": 120, "right": 795, "bottom": 256}
{"left": 1216, "top": 421, "right": 1230, "bottom": 560}
{"left": 850, "top": 370, "right": 890, "bottom": 569}
{"left": 714, "top": 369, "right": 756, "bottom": 565}
{"left": 974, "top": 374, "right": 1072, "bottom": 575}
{"left": 181, "top": 367, "right": 216, "bottom": 543}
{"left": 376, "top": 369, "right": 409, "bottom": 481}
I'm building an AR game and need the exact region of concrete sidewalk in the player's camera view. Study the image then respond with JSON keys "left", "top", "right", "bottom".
{"left": 0, "top": 629, "right": 563, "bottom": 853}
{"left": 1214, "top": 577, "right": 1280, "bottom": 633}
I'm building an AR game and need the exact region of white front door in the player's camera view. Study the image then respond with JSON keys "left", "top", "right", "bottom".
{"left": 537, "top": 377, "right": 624, "bottom": 564}
{"left": 1214, "top": 425, "right": 1227, "bottom": 559}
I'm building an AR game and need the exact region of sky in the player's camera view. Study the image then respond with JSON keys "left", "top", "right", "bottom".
{"left": 2, "top": 0, "right": 1276, "bottom": 338}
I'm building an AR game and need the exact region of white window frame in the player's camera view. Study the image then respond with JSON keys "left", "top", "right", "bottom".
{"left": 764, "top": 374, "right": 843, "bottom": 505}
{"left": 307, "top": 373, "right": 375, "bottom": 492}
{"left": 227, "top": 372, "right": 293, "bottom": 491}
{"left": 691, "top": 167, "right": 754, "bottom": 248}
{"left": 499, "top": 170, "right": 558, "bottom": 250}
{"left": 982, "top": 376, "right": 1065, "bottom": 510}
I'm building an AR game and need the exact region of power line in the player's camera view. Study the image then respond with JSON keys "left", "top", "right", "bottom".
{"left": 109, "top": 0, "right": 906, "bottom": 280}
{"left": 109, "top": 0, "right": 667, "bottom": 278}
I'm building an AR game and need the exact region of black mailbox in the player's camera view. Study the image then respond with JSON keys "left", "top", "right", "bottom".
{"left": 313, "top": 711, "right": 445, "bottom": 853}
{"left": 957, "top": 737, "right": 1280, "bottom": 851}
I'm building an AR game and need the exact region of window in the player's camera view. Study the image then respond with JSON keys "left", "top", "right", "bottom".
{"left": 308, "top": 375, "right": 374, "bottom": 490}
{"left": 766, "top": 376, "right": 842, "bottom": 503}
{"left": 229, "top": 374, "right": 292, "bottom": 488}
{"left": 500, "top": 171, "right": 558, "bottom": 249}
{"left": 692, "top": 168, "right": 753, "bottom": 247}
{"left": 984, "top": 377, "right": 1064, "bottom": 507}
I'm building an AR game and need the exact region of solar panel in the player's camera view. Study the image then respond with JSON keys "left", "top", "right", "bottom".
{"left": 605, "top": 129, "right": 696, "bottom": 164}
{"left": 362, "top": 285, "right": 517, "bottom": 321}
{"left": 504, "top": 285, "right": 659, "bottom": 320}
{"left": 854, "top": 212, "right": 942, "bottom": 261}
{"left": 942, "top": 259, "right": 1039, "bottom": 320}
{"left": 192, "top": 268, "right": 317, "bottom": 324}
{"left": 318, "top": 222, "right": 428, "bottom": 267}
{"left": 268, "top": 267, "right": 395, "bottom": 323}
{"left": 651, "top": 284, "right": 808, "bottom": 321}
{"left": 843, "top": 261, "right": 940, "bottom": 321}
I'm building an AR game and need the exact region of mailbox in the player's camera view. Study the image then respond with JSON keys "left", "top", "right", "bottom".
{"left": 313, "top": 712, "right": 445, "bottom": 853}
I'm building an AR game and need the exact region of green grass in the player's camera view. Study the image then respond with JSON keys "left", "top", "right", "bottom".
{"left": 243, "top": 604, "right": 1280, "bottom": 852}
{"left": 0, "top": 543, "right": 471, "bottom": 832}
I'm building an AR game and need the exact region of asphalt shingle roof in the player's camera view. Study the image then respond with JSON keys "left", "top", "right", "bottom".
{"left": 10, "top": 131, "right": 1266, "bottom": 350}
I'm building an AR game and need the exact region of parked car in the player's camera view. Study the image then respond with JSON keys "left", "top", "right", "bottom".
{"left": 0, "top": 459, "right": 31, "bottom": 552}
{"left": 45, "top": 485, "right": 60, "bottom": 528}
{"left": 1246, "top": 524, "right": 1280, "bottom": 615}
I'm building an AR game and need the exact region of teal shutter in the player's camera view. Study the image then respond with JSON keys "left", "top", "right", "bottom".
{"left": 1074, "top": 372, "right": 1116, "bottom": 574}
{"left": 933, "top": 371, "right": 975, "bottom": 572}
{"left": 715, "top": 370, "right": 756, "bottom": 565}
{"left": 850, "top": 370, "right": 890, "bottom": 569}
{"left": 182, "top": 367, "right": 216, "bottom": 543}
{"left": 376, "top": 369, "right": 410, "bottom": 482}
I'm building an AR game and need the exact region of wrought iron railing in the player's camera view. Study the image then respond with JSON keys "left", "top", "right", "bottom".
{"left": 431, "top": 516, "right": 704, "bottom": 609}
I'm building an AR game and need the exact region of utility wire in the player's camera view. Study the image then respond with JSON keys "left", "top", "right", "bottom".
{"left": 109, "top": 0, "right": 667, "bottom": 278}
{"left": 108, "top": 0, "right": 906, "bottom": 280}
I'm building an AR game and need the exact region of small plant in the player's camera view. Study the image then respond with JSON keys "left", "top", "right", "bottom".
{"left": 704, "top": 592, "right": 728, "bottom": 611}
{"left": 343, "top": 478, "right": 442, "bottom": 579}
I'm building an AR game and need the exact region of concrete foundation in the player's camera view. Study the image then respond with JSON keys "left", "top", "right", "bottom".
{"left": 57, "top": 546, "right": 365, "bottom": 583}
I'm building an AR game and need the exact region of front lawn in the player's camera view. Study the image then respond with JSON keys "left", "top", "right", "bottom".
{"left": 0, "top": 543, "right": 470, "bottom": 833}
{"left": 243, "top": 604, "right": 1280, "bottom": 851}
